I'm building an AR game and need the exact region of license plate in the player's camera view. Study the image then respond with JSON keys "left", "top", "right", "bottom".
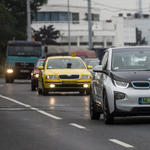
{"left": 20, "top": 70, "right": 29, "bottom": 73}
{"left": 139, "top": 98, "right": 150, "bottom": 104}
{"left": 62, "top": 81, "right": 77, "bottom": 84}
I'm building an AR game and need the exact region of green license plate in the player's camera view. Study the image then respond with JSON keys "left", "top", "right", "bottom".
{"left": 139, "top": 98, "right": 150, "bottom": 104}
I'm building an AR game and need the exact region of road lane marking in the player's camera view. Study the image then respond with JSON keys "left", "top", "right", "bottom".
{"left": 0, "top": 85, "right": 3, "bottom": 87}
{"left": 0, "top": 95, "right": 62, "bottom": 120}
{"left": 70, "top": 123, "right": 86, "bottom": 129}
{"left": 109, "top": 139, "right": 134, "bottom": 148}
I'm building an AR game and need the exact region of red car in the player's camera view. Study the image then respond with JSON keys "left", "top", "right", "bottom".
{"left": 31, "top": 59, "right": 45, "bottom": 91}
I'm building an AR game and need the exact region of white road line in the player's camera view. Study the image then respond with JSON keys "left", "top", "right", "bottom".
{"left": 0, "top": 85, "right": 3, "bottom": 87}
{"left": 70, "top": 123, "right": 86, "bottom": 129}
{"left": 109, "top": 139, "right": 134, "bottom": 148}
{"left": 0, "top": 95, "right": 62, "bottom": 120}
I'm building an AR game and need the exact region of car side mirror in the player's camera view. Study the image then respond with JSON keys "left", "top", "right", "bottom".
{"left": 38, "top": 66, "right": 43, "bottom": 70}
{"left": 87, "top": 65, "right": 93, "bottom": 69}
{"left": 93, "top": 65, "right": 103, "bottom": 72}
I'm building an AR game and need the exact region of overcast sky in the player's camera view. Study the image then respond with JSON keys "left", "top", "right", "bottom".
{"left": 48, "top": 0, "right": 150, "bottom": 19}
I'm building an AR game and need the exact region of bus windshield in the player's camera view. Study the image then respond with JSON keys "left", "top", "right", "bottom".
{"left": 8, "top": 45, "right": 41, "bottom": 57}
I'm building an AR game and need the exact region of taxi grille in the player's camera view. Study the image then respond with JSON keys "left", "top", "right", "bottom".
{"left": 58, "top": 74, "right": 80, "bottom": 79}
{"left": 131, "top": 81, "right": 150, "bottom": 89}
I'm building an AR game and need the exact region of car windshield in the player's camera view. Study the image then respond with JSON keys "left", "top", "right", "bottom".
{"left": 112, "top": 48, "right": 150, "bottom": 71}
{"left": 88, "top": 61, "right": 99, "bottom": 68}
{"left": 35, "top": 60, "right": 44, "bottom": 69}
{"left": 47, "top": 58, "right": 85, "bottom": 69}
{"left": 8, "top": 45, "right": 41, "bottom": 57}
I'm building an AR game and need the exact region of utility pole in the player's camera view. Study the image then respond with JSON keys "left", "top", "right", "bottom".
{"left": 88, "top": 0, "right": 93, "bottom": 50}
{"left": 68, "top": 0, "right": 71, "bottom": 54}
{"left": 139, "top": 0, "right": 142, "bottom": 17}
{"left": 27, "top": 0, "right": 32, "bottom": 41}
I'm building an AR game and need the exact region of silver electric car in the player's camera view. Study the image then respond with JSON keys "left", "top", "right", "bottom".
{"left": 90, "top": 46, "right": 150, "bottom": 124}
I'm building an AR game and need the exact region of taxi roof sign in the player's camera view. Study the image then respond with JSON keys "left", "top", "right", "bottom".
{"left": 71, "top": 52, "right": 76, "bottom": 57}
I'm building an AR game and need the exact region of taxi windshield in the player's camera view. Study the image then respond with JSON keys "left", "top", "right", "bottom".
{"left": 112, "top": 48, "right": 150, "bottom": 71}
{"left": 47, "top": 58, "right": 85, "bottom": 69}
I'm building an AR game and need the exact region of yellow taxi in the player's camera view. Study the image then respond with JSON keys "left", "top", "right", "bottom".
{"left": 38, "top": 54, "right": 93, "bottom": 95}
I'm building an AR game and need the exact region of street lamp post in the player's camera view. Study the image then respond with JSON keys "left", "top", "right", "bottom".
{"left": 68, "top": 0, "right": 71, "bottom": 55}
{"left": 27, "top": 0, "right": 32, "bottom": 41}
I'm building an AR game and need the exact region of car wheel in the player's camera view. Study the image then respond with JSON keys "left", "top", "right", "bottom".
{"left": 90, "top": 92, "right": 100, "bottom": 120}
{"left": 31, "top": 80, "right": 36, "bottom": 91}
{"left": 5, "top": 77, "right": 9, "bottom": 83}
{"left": 10, "top": 78, "right": 14, "bottom": 83}
{"left": 103, "top": 91, "right": 114, "bottom": 124}
{"left": 38, "top": 88, "right": 42, "bottom": 95}
{"left": 79, "top": 91, "right": 85, "bottom": 95}
{"left": 42, "top": 81, "right": 48, "bottom": 96}
{"left": 86, "top": 89, "right": 90, "bottom": 95}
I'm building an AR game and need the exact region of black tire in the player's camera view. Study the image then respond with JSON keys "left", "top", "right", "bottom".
{"left": 103, "top": 91, "right": 114, "bottom": 124}
{"left": 90, "top": 92, "right": 100, "bottom": 120}
{"left": 5, "top": 77, "right": 9, "bottom": 83}
{"left": 31, "top": 80, "right": 36, "bottom": 91}
{"left": 10, "top": 79, "right": 14, "bottom": 83}
{"left": 79, "top": 91, "right": 85, "bottom": 95}
{"left": 86, "top": 89, "right": 90, "bottom": 95}
{"left": 42, "top": 81, "right": 48, "bottom": 95}
{"left": 38, "top": 88, "right": 42, "bottom": 95}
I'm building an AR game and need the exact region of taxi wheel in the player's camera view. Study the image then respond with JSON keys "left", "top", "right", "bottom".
{"left": 86, "top": 89, "right": 90, "bottom": 95}
{"left": 42, "top": 81, "right": 48, "bottom": 95}
{"left": 103, "top": 91, "right": 114, "bottom": 124}
{"left": 42, "top": 89, "right": 48, "bottom": 95}
{"left": 90, "top": 92, "right": 100, "bottom": 120}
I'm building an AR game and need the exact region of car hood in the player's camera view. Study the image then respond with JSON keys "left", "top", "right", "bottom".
{"left": 45, "top": 69, "right": 91, "bottom": 75}
{"left": 110, "top": 71, "right": 150, "bottom": 82}
{"left": 33, "top": 69, "right": 39, "bottom": 74}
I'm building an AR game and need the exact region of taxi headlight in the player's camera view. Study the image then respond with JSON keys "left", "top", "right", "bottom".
{"left": 46, "top": 75, "right": 57, "bottom": 79}
{"left": 7, "top": 69, "right": 13, "bottom": 73}
{"left": 114, "top": 80, "right": 129, "bottom": 88}
{"left": 34, "top": 74, "right": 39, "bottom": 78}
{"left": 81, "top": 75, "right": 91, "bottom": 79}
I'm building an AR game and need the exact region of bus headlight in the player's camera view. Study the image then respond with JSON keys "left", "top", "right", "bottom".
{"left": 7, "top": 69, "right": 13, "bottom": 73}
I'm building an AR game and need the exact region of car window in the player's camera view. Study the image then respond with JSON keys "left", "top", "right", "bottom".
{"left": 112, "top": 48, "right": 150, "bottom": 71}
{"left": 47, "top": 58, "right": 85, "bottom": 69}
{"left": 35, "top": 60, "right": 44, "bottom": 69}
{"left": 100, "top": 52, "right": 108, "bottom": 70}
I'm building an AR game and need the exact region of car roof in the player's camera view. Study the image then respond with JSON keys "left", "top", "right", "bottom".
{"left": 47, "top": 56, "right": 82, "bottom": 59}
{"left": 111, "top": 46, "right": 150, "bottom": 51}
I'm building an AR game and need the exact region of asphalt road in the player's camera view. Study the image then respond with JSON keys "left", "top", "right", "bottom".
{"left": 0, "top": 78, "right": 150, "bottom": 150}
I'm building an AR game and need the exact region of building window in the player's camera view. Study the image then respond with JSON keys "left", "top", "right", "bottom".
{"left": 92, "top": 14, "right": 99, "bottom": 21}
{"left": 85, "top": 13, "right": 100, "bottom": 21}
{"left": 45, "top": 12, "right": 51, "bottom": 21}
{"left": 72, "top": 13, "right": 79, "bottom": 21}
{"left": 119, "top": 13, "right": 123, "bottom": 17}
{"left": 51, "top": 12, "right": 59, "bottom": 21}
{"left": 37, "top": 12, "right": 45, "bottom": 21}
{"left": 59, "top": 12, "right": 68, "bottom": 21}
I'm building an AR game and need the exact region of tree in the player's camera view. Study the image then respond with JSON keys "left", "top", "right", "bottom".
{"left": 0, "top": 0, "right": 48, "bottom": 40}
{"left": 33, "top": 25, "right": 60, "bottom": 45}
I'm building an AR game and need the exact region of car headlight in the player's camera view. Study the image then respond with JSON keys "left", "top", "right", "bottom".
{"left": 114, "top": 80, "right": 129, "bottom": 88}
{"left": 81, "top": 75, "right": 91, "bottom": 79}
{"left": 7, "top": 69, "right": 13, "bottom": 73}
{"left": 34, "top": 74, "right": 39, "bottom": 78}
{"left": 46, "top": 75, "right": 57, "bottom": 79}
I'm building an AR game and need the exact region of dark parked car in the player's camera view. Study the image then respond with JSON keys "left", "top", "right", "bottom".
{"left": 31, "top": 59, "right": 45, "bottom": 91}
